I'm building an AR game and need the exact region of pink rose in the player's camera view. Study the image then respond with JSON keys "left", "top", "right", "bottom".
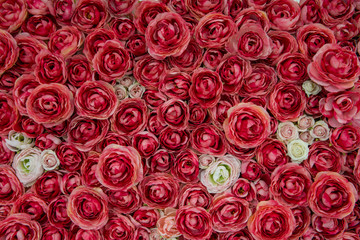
{"left": 0, "top": 0, "right": 27, "bottom": 32}
{"left": 332, "top": 20, "right": 359, "bottom": 41}
{"left": 0, "top": 165, "right": 24, "bottom": 205}
{"left": 60, "top": 171, "right": 82, "bottom": 195}
{"left": 266, "top": 30, "right": 298, "bottom": 64}
{"left": 103, "top": 213, "right": 135, "bottom": 240}
{"left": 145, "top": 12, "right": 190, "bottom": 60}
{"left": 185, "top": 0, "right": 225, "bottom": 18}
{"left": 108, "top": 0, "right": 137, "bottom": 16}
{"left": 71, "top": 0, "right": 107, "bottom": 32}
{"left": 157, "top": 209, "right": 181, "bottom": 238}
{"left": 266, "top": 0, "right": 300, "bottom": 31}
{"left": 235, "top": 8, "right": 270, "bottom": 32}
{"left": 133, "top": 206, "right": 160, "bottom": 228}
{"left": 0, "top": 213, "right": 41, "bottom": 240}
{"left": 49, "top": 26, "right": 84, "bottom": 58}
{"left": 179, "top": 183, "right": 212, "bottom": 208}
{"left": 48, "top": 0, "right": 75, "bottom": 25}
{"left": 300, "top": 0, "right": 321, "bottom": 24}
{"left": 312, "top": 215, "right": 347, "bottom": 239}
{"left": 319, "top": 0, "right": 355, "bottom": 26}
{"left": 11, "top": 193, "right": 48, "bottom": 224}
{"left": 224, "top": 102, "right": 271, "bottom": 148}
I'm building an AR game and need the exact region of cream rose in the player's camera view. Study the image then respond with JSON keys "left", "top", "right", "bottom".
{"left": 287, "top": 139, "right": 309, "bottom": 164}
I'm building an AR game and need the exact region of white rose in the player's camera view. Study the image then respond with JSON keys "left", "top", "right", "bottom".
{"left": 287, "top": 139, "right": 309, "bottom": 164}
{"left": 310, "top": 120, "right": 330, "bottom": 141}
{"left": 5, "top": 130, "right": 34, "bottom": 152}
{"left": 200, "top": 154, "right": 241, "bottom": 194}
{"left": 277, "top": 121, "right": 299, "bottom": 143}
{"left": 302, "top": 80, "right": 322, "bottom": 96}
{"left": 40, "top": 149, "right": 60, "bottom": 171}
{"left": 12, "top": 147, "right": 44, "bottom": 187}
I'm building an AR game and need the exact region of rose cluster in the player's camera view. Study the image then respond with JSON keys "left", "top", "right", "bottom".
{"left": 1, "top": 0, "right": 360, "bottom": 239}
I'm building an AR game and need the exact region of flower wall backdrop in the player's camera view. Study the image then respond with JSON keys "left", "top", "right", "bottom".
{"left": 0, "top": 0, "right": 360, "bottom": 239}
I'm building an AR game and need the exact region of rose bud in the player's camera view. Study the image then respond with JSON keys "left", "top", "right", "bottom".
{"left": 266, "top": 31, "right": 298, "bottom": 65}
{"left": 157, "top": 99, "right": 189, "bottom": 130}
{"left": 159, "top": 127, "right": 190, "bottom": 152}
{"left": 0, "top": 213, "right": 41, "bottom": 240}
{"left": 319, "top": 90, "right": 360, "bottom": 128}
{"left": 93, "top": 40, "right": 131, "bottom": 81}
{"left": 266, "top": 0, "right": 300, "bottom": 30}
{"left": 103, "top": 213, "right": 135, "bottom": 240}
{"left": 145, "top": 12, "right": 190, "bottom": 60}
{"left": 27, "top": 83, "right": 74, "bottom": 127}
{"left": 146, "top": 149, "right": 173, "bottom": 173}
{"left": 176, "top": 206, "right": 213, "bottom": 240}
{"left": 312, "top": 215, "right": 347, "bottom": 239}
{"left": 0, "top": 0, "right": 27, "bottom": 32}
{"left": 135, "top": 227, "right": 151, "bottom": 240}
{"left": 114, "top": 84, "right": 128, "bottom": 100}
{"left": 128, "top": 82, "right": 146, "bottom": 99}
{"left": 227, "top": 23, "right": 272, "bottom": 61}
{"left": 49, "top": 26, "right": 84, "bottom": 59}
{"left": 159, "top": 71, "right": 191, "bottom": 101}
{"left": 330, "top": 125, "right": 360, "bottom": 153}
{"left": 255, "top": 175, "right": 271, "bottom": 202}
{"left": 71, "top": 0, "right": 107, "bottom": 32}
{"left": 235, "top": 8, "right": 270, "bottom": 31}
{"left": 11, "top": 193, "right": 48, "bottom": 224}
{"left": 248, "top": 200, "right": 296, "bottom": 240}
{"left": 185, "top": 0, "right": 225, "bottom": 18}
{"left": 221, "top": 228, "right": 255, "bottom": 240}
{"left": 67, "top": 186, "right": 109, "bottom": 230}
{"left": 157, "top": 208, "right": 181, "bottom": 238}
{"left": 33, "top": 170, "right": 62, "bottom": 203}
{"left": 276, "top": 122, "right": 299, "bottom": 143}
{"left": 47, "top": 195, "right": 71, "bottom": 228}
{"left": 304, "top": 141, "right": 343, "bottom": 177}
{"left": 231, "top": 178, "right": 257, "bottom": 202}
{"left": 111, "top": 98, "right": 148, "bottom": 136}
{"left": 210, "top": 193, "right": 251, "bottom": 232}
{"left": 133, "top": 206, "right": 160, "bottom": 228}
{"left": 203, "top": 48, "right": 227, "bottom": 70}
{"left": 194, "top": 13, "right": 235, "bottom": 48}
{"left": 0, "top": 165, "right": 24, "bottom": 205}
{"left": 35, "top": 133, "right": 61, "bottom": 151}
{"left": 12, "top": 148, "right": 44, "bottom": 187}
{"left": 13, "top": 116, "right": 44, "bottom": 139}
{"left": 139, "top": 173, "right": 179, "bottom": 209}
{"left": 42, "top": 225, "right": 69, "bottom": 240}
{"left": 309, "top": 171, "right": 357, "bottom": 219}
{"left": 308, "top": 44, "right": 360, "bottom": 92}
{"left": 276, "top": 53, "right": 310, "bottom": 84}
{"left": 110, "top": 17, "right": 136, "bottom": 40}
{"left": 298, "top": 115, "right": 315, "bottom": 131}
{"left": 269, "top": 82, "right": 306, "bottom": 121}
{"left": 178, "top": 183, "right": 212, "bottom": 208}
{"left": 83, "top": 28, "right": 116, "bottom": 61}
{"left": 142, "top": 89, "right": 168, "bottom": 110}
{"left": 270, "top": 163, "right": 312, "bottom": 207}
{"left": 297, "top": 23, "right": 337, "bottom": 59}
{"left": 133, "top": 55, "right": 167, "bottom": 89}
{"left": 241, "top": 160, "right": 262, "bottom": 181}
{"left": 171, "top": 149, "right": 199, "bottom": 183}
{"left": 60, "top": 171, "right": 82, "bottom": 196}
{"left": 168, "top": 40, "right": 203, "bottom": 73}
{"left": 96, "top": 144, "right": 142, "bottom": 190}
{"left": 106, "top": 187, "right": 142, "bottom": 215}
{"left": 5, "top": 130, "right": 34, "bottom": 152}
{"left": 291, "top": 206, "right": 311, "bottom": 239}
{"left": 200, "top": 154, "right": 241, "bottom": 193}
{"left": 240, "top": 63, "right": 277, "bottom": 97}
{"left": 22, "top": 15, "right": 56, "bottom": 40}
{"left": 191, "top": 124, "right": 227, "bottom": 156}
{"left": 0, "top": 94, "right": 18, "bottom": 136}
{"left": 224, "top": 102, "right": 271, "bottom": 148}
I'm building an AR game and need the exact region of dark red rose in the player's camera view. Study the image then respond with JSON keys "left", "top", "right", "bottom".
{"left": 276, "top": 53, "right": 310, "bottom": 84}
{"left": 159, "top": 71, "right": 191, "bottom": 101}
{"left": 47, "top": 195, "right": 71, "bottom": 228}
{"left": 13, "top": 74, "right": 40, "bottom": 116}
{"left": 60, "top": 171, "right": 82, "bottom": 195}
{"left": 203, "top": 48, "right": 227, "bottom": 70}
{"left": 134, "top": 1, "right": 170, "bottom": 34}
{"left": 22, "top": 15, "right": 56, "bottom": 40}
{"left": 305, "top": 92, "right": 324, "bottom": 117}
{"left": 220, "top": 229, "right": 255, "bottom": 240}
{"left": 171, "top": 149, "right": 199, "bottom": 183}
{"left": 103, "top": 213, "right": 135, "bottom": 240}
{"left": 188, "top": 101, "right": 211, "bottom": 128}
{"left": 300, "top": 0, "right": 321, "bottom": 24}
{"left": 56, "top": 143, "right": 86, "bottom": 172}
{"left": 133, "top": 55, "right": 167, "bottom": 89}
{"left": 157, "top": 99, "right": 189, "bottom": 130}
{"left": 0, "top": 137, "right": 14, "bottom": 165}
{"left": 134, "top": 226, "right": 151, "bottom": 240}
{"left": 12, "top": 193, "right": 48, "bottom": 224}
{"left": 0, "top": 93, "right": 19, "bottom": 135}
{"left": 106, "top": 187, "right": 142, "bottom": 215}
{"left": 142, "top": 90, "right": 168, "bottom": 110}
{"left": 191, "top": 123, "right": 227, "bottom": 156}
{"left": 291, "top": 206, "right": 311, "bottom": 239}
{"left": 330, "top": 125, "right": 360, "bottom": 153}
{"left": 267, "top": 30, "right": 298, "bottom": 64}
{"left": 139, "top": 173, "right": 179, "bottom": 209}
{"left": 48, "top": 0, "right": 75, "bottom": 25}
{"left": 71, "top": 0, "right": 107, "bottom": 32}
{"left": 256, "top": 138, "right": 289, "bottom": 173}
{"left": 66, "top": 55, "right": 92, "bottom": 88}
{"left": 83, "top": 28, "right": 116, "bottom": 61}
{"left": 147, "top": 112, "right": 166, "bottom": 136}
{"left": 168, "top": 0, "right": 189, "bottom": 15}
{"left": 133, "top": 206, "right": 160, "bottom": 228}
{"left": 132, "top": 131, "right": 159, "bottom": 157}
{"left": 209, "top": 94, "right": 239, "bottom": 129}
{"left": 110, "top": 17, "right": 136, "bottom": 41}
{"left": 159, "top": 127, "right": 190, "bottom": 152}
{"left": 146, "top": 149, "right": 173, "bottom": 173}
{"left": 240, "top": 160, "right": 262, "bottom": 181}
{"left": 0, "top": 69, "right": 19, "bottom": 92}
{"left": 33, "top": 171, "right": 61, "bottom": 202}
{"left": 46, "top": 120, "right": 69, "bottom": 137}
{"left": 231, "top": 178, "right": 257, "bottom": 202}
{"left": 42, "top": 224, "right": 69, "bottom": 240}
{"left": 108, "top": 0, "right": 136, "bottom": 16}
{"left": 168, "top": 40, "right": 203, "bottom": 72}
{"left": 80, "top": 153, "right": 101, "bottom": 187}
{"left": 227, "top": 141, "right": 256, "bottom": 161}
{"left": 126, "top": 34, "right": 147, "bottom": 56}
{"left": 179, "top": 183, "right": 212, "bottom": 208}
{"left": 266, "top": 0, "right": 300, "bottom": 31}
{"left": 34, "top": 49, "right": 66, "bottom": 84}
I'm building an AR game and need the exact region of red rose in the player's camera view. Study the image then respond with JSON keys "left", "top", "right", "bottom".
{"left": 35, "top": 49, "right": 66, "bottom": 84}
{"left": 209, "top": 94, "right": 239, "bottom": 129}
{"left": 60, "top": 171, "right": 82, "bottom": 195}
{"left": 26, "top": 83, "right": 74, "bottom": 127}
{"left": 158, "top": 99, "right": 189, "bottom": 130}
{"left": 147, "top": 112, "right": 166, "bottom": 136}
{"left": 0, "top": 213, "right": 41, "bottom": 240}
{"left": 0, "top": 137, "right": 14, "bottom": 165}
{"left": 168, "top": 40, "right": 203, "bottom": 72}
{"left": 67, "top": 186, "right": 109, "bottom": 230}
{"left": 108, "top": 0, "right": 137, "bottom": 16}
{"left": 49, "top": 26, "right": 84, "bottom": 59}
{"left": 126, "top": 34, "right": 147, "bottom": 56}
{"left": 13, "top": 74, "right": 39, "bottom": 116}
{"left": 179, "top": 183, "right": 212, "bottom": 208}
{"left": 330, "top": 125, "right": 360, "bottom": 153}
{"left": 248, "top": 200, "right": 296, "bottom": 240}
{"left": 48, "top": 0, "right": 75, "bottom": 25}
{"left": 0, "top": 0, "right": 27, "bottom": 32}
{"left": 276, "top": 53, "right": 310, "bottom": 84}
{"left": 96, "top": 144, "right": 143, "bottom": 190}
{"left": 139, "top": 173, "right": 179, "bottom": 209}
{"left": 56, "top": 143, "right": 86, "bottom": 172}
{"left": 266, "top": 31, "right": 298, "bottom": 64}
{"left": 0, "top": 93, "right": 19, "bottom": 135}
{"left": 93, "top": 40, "right": 131, "bottom": 81}
{"left": 0, "top": 165, "right": 24, "bottom": 205}
{"left": 291, "top": 206, "right": 311, "bottom": 239}
{"left": 132, "top": 131, "right": 159, "bottom": 157}
{"left": 308, "top": 171, "right": 357, "bottom": 219}
{"left": 0, "top": 69, "right": 19, "bottom": 93}
{"left": 133, "top": 55, "right": 167, "bottom": 89}
{"left": 95, "top": 132, "right": 129, "bottom": 152}
{"left": 188, "top": 101, "right": 211, "bottom": 128}
{"left": 145, "top": 12, "right": 190, "bottom": 60}
{"left": 0, "top": 30, "right": 18, "bottom": 75}
{"left": 185, "top": 0, "right": 225, "bottom": 18}
{"left": 47, "top": 195, "right": 71, "bottom": 228}
{"left": 33, "top": 170, "right": 61, "bottom": 202}
{"left": 304, "top": 141, "right": 344, "bottom": 176}
{"left": 110, "top": 17, "right": 136, "bottom": 41}
{"left": 256, "top": 138, "right": 289, "bottom": 173}
{"left": 189, "top": 68, "right": 223, "bottom": 109}
{"left": 159, "top": 71, "right": 191, "bottom": 101}
{"left": 111, "top": 98, "right": 148, "bottom": 136}
{"left": 210, "top": 193, "right": 251, "bottom": 232}
{"left": 217, "top": 54, "right": 251, "bottom": 94}
{"left": 231, "top": 178, "right": 257, "bottom": 202}
{"left": 203, "top": 48, "right": 227, "bottom": 70}
{"left": 224, "top": 102, "right": 271, "bottom": 149}
{"left": 35, "top": 132, "right": 61, "bottom": 150}
{"left": 11, "top": 193, "right": 48, "bottom": 224}
{"left": 71, "top": 0, "right": 107, "bottom": 32}
{"left": 319, "top": 0, "right": 355, "bottom": 26}
{"left": 81, "top": 153, "right": 101, "bottom": 188}
{"left": 146, "top": 149, "right": 173, "bottom": 173}
{"left": 176, "top": 206, "right": 213, "bottom": 240}
{"left": 66, "top": 55, "right": 92, "bottom": 87}
{"left": 22, "top": 15, "right": 56, "bottom": 40}
{"left": 171, "top": 149, "right": 199, "bottom": 183}
{"left": 191, "top": 123, "right": 227, "bottom": 156}
{"left": 133, "top": 206, "right": 160, "bottom": 228}
{"left": 106, "top": 187, "right": 142, "bottom": 215}
{"left": 241, "top": 160, "right": 262, "bottom": 181}
{"left": 312, "top": 215, "right": 346, "bottom": 239}
{"left": 308, "top": 44, "right": 360, "bottom": 92}
{"left": 270, "top": 163, "right": 312, "bottom": 207}
{"left": 266, "top": 0, "right": 300, "bottom": 30}
{"left": 42, "top": 225, "right": 69, "bottom": 240}
{"left": 103, "top": 213, "right": 135, "bottom": 240}
{"left": 300, "top": 0, "right": 321, "bottom": 24}
{"left": 228, "top": 24, "right": 272, "bottom": 61}
{"left": 194, "top": 13, "right": 236, "bottom": 48}
{"left": 134, "top": 1, "right": 170, "bottom": 34}
{"left": 235, "top": 8, "right": 270, "bottom": 32}
{"left": 221, "top": 229, "right": 255, "bottom": 240}
{"left": 224, "top": 0, "right": 248, "bottom": 19}
{"left": 83, "top": 28, "right": 116, "bottom": 61}
{"left": 159, "top": 127, "right": 190, "bottom": 152}
{"left": 168, "top": 0, "right": 188, "bottom": 15}
{"left": 268, "top": 82, "right": 306, "bottom": 121}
